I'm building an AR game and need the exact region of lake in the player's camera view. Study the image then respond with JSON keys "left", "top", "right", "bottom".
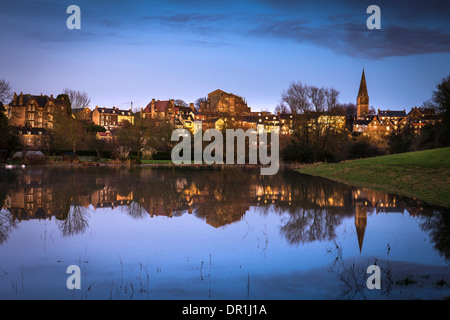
{"left": 0, "top": 166, "right": 448, "bottom": 300}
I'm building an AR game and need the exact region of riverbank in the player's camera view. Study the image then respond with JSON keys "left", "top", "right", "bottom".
{"left": 297, "top": 147, "right": 450, "bottom": 208}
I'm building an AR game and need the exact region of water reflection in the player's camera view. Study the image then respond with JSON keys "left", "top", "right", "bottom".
{"left": 0, "top": 166, "right": 448, "bottom": 260}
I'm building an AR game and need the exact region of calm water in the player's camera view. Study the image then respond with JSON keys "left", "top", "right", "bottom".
{"left": 0, "top": 166, "right": 448, "bottom": 300}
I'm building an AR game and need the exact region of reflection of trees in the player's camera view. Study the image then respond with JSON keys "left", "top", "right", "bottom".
{"left": 419, "top": 208, "right": 450, "bottom": 261}
{"left": 124, "top": 202, "right": 146, "bottom": 220}
{"left": 56, "top": 204, "right": 90, "bottom": 237}
{"left": 280, "top": 208, "right": 343, "bottom": 245}
{"left": 0, "top": 210, "right": 17, "bottom": 245}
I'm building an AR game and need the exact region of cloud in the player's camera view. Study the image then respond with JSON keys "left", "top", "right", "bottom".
{"left": 140, "top": 10, "right": 450, "bottom": 58}
{"left": 3, "top": 0, "right": 450, "bottom": 59}
{"left": 248, "top": 16, "right": 450, "bottom": 58}
{"left": 142, "top": 13, "right": 224, "bottom": 23}
{"left": 99, "top": 19, "right": 122, "bottom": 28}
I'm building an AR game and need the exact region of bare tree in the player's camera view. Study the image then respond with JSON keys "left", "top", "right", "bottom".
{"left": 0, "top": 79, "right": 12, "bottom": 104}
{"left": 174, "top": 99, "right": 188, "bottom": 107}
{"left": 281, "top": 81, "right": 311, "bottom": 114}
{"left": 275, "top": 102, "right": 289, "bottom": 114}
{"left": 324, "top": 88, "right": 339, "bottom": 112}
{"left": 62, "top": 88, "right": 91, "bottom": 111}
{"left": 309, "top": 86, "right": 326, "bottom": 112}
{"left": 195, "top": 97, "right": 207, "bottom": 110}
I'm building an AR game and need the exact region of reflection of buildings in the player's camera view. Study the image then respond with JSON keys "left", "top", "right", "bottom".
{"left": 90, "top": 188, "right": 133, "bottom": 210}
{"left": 7, "top": 186, "right": 58, "bottom": 221}
{"left": 351, "top": 187, "right": 424, "bottom": 253}
{"left": 1, "top": 169, "right": 426, "bottom": 244}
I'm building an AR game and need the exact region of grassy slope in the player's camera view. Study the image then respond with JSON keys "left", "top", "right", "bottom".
{"left": 298, "top": 147, "right": 450, "bottom": 208}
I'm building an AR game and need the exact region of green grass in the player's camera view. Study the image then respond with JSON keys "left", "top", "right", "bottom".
{"left": 298, "top": 147, "right": 450, "bottom": 208}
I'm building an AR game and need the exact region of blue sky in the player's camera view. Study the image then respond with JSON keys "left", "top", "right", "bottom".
{"left": 1, "top": 0, "right": 449, "bottom": 112}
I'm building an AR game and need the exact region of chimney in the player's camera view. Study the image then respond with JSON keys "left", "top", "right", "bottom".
{"left": 19, "top": 92, "right": 23, "bottom": 105}
{"left": 50, "top": 94, "right": 53, "bottom": 98}
{"left": 189, "top": 103, "right": 195, "bottom": 111}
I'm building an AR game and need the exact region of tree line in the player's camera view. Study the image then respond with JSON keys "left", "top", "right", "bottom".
{"left": 278, "top": 75, "right": 450, "bottom": 163}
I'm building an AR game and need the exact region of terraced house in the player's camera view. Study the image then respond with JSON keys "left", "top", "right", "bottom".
{"left": 92, "top": 106, "right": 134, "bottom": 129}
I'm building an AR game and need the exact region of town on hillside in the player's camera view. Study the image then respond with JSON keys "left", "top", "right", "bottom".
{"left": 0, "top": 70, "right": 442, "bottom": 162}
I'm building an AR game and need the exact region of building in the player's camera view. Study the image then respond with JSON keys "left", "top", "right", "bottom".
{"left": 7, "top": 92, "right": 69, "bottom": 129}
{"left": 96, "top": 130, "right": 113, "bottom": 142}
{"left": 408, "top": 107, "right": 438, "bottom": 135}
{"left": 256, "top": 113, "right": 281, "bottom": 134}
{"left": 92, "top": 106, "right": 134, "bottom": 129}
{"left": 352, "top": 71, "right": 412, "bottom": 137}
{"left": 72, "top": 107, "right": 93, "bottom": 123}
{"left": 200, "top": 89, "right": 251, "bottom": 115}
{"left": 377, "top": 109, "right": 407, "bottom": 123}
{"left": 192, "top": 109, "right": 207, "bottom": 121}
{"left": 279, "top": 113, "right": 294, "bottom": 135}
{"left": 13, "top": 126, "right": 48, "bottom": 149}
{"left": 116, "top": 107, "right": 134, "bottom": 125}
{"left": 307, "top": 114, "right": 347, "bottom": 134}
{"left": 236, "top": 115, "right": 258, "bottom": 131}
{"left": 142, "top": 99, "right": 176, "bottom": 120}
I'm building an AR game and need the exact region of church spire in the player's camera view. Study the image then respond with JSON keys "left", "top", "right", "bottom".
{"left": 358, "top": 68, "right": 368, "bottom": 97}
{"left": 356, "top": 68, "right": 369, "bottom": 118}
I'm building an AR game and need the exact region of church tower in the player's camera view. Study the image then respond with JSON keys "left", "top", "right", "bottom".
{"left": 356, "top": 68, "right": 369, "bottom": 118}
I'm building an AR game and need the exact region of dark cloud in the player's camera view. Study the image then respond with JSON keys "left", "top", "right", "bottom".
{"left": 2, "top": 0, "right": 449, "bottom": 59}
{"left": 140, "top": 9, "right": 450, "bottom": 58}
{"left": 248, "top": 16, "right": 450, "bottom": 58}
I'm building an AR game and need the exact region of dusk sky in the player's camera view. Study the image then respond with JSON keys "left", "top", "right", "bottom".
{"left": 1, "top": 0, "right": 450, "bottom": 112}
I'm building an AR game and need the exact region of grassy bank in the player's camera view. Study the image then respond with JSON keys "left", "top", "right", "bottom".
{"left": 298, "top": 147, "right": 450, "bottom": 208}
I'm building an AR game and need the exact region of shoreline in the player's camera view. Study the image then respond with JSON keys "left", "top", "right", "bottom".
{"left": 2, "top": 161, "right": 297, "bottom": 170}
{"left": 297, "top": 147, "right": 450, "bottom": 209}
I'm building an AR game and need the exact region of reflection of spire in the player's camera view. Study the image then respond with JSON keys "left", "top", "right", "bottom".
{"left": 355, "top": 204, "right": 367, "bottom": 253}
